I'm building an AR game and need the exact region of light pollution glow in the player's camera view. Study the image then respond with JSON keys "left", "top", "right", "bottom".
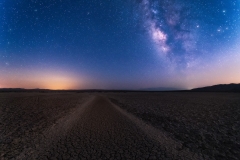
{"left": 0, "top": 69, "right": 82, "bottom": 90}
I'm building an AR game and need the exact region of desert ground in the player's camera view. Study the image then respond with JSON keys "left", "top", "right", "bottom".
{"left": 0, "top": 92, "right": 239, "bottom": 159}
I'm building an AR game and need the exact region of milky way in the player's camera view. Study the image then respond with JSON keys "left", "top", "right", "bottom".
{"left": 0, "top": 0, "right": 240, "bottom": 89}
{"left": 133, "top": 0, "right": 240, "bottom": 67}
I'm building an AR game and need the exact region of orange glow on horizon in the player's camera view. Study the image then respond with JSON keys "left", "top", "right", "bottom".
{"left": 0, "top": 69, "right": 83, "bottom": 90}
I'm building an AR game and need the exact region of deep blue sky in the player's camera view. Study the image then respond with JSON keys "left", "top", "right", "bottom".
{"left": 0, "top": 0, "right": 240, "bottom": 89}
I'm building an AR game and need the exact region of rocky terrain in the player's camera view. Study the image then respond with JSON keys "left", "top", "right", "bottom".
{"left": 1, "top": 92, "right": 240, "bottom": 159}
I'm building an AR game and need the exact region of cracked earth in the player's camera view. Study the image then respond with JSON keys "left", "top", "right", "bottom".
{"left": 1, "top": 92, "right": 240, "bottom": 159}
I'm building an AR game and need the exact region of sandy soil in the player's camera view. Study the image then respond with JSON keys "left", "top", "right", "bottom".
{"left": 1, "top": 92, "right": 240, "bottom": 159}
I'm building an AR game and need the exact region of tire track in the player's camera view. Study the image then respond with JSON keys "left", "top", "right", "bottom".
{"left": 109, "top": 97, "right": 203, "bottom": 160}
{"left": 18, "top": 95, "right": 200, "bottom": 159}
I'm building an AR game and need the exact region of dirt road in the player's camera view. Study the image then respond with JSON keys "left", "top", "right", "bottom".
{"left": 17, "top": 95, "right": 168, "bottom": 159}
{"left": 1, "top": 94, "right": 205, "bottom": 159}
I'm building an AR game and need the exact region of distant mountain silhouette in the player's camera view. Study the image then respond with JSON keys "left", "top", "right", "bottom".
{"left": 140, "top": 87, "right": 183, "bottom": 91}
{"left": 1, "top": 84, "right": 240, "bottom": 92}
{"left": 191, "top": 83, "right": 240, "bottom": 92}
{"left": 0, "top": 88, "right": 50, "bottom": 92}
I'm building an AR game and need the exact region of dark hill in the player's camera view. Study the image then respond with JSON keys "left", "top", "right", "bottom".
{"left": 191, "top": 83, "right": 240, "bottom": 92}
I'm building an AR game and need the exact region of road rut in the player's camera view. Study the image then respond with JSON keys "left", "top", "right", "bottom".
{"left": 18, "top": 95, "right": 192, "bottom": 159}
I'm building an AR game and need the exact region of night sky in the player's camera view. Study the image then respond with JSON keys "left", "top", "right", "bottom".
{"left": 1, "top": 0, "right": 240, "bottom": 90}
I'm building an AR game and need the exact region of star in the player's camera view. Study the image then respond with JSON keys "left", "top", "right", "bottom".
{"left": 0, "top": 0, "right": 240, "bottom": 89}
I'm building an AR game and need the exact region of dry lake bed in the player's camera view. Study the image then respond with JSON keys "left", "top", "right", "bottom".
{"left": 1, "top": 92, "right": 240, "bottom": 159}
